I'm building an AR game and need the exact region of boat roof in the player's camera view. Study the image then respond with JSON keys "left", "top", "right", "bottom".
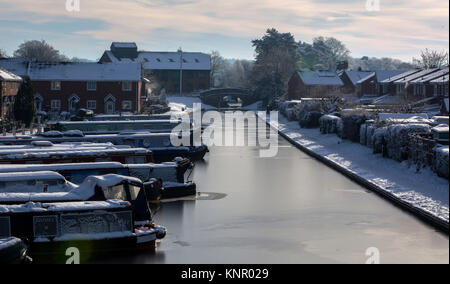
{"left": 57, "top": 119, "right": 181, "bottom": 125}
{"left": 0, "top": 171, "right": 66, "bottom": 182}
{"left": 0, "top": 200, "right": 131, "bottom": 214}
{"left": 0, "top": 162, "right": 126, "bottom": 173}
{"left": 0, "top": 145, "right": 150, "bottom": 160}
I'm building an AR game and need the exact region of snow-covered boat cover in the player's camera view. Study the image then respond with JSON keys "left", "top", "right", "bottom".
{"left": 0, "top": 237, "right": 22, "bottom": 250}
{"left": 0, "top": 174, "right": 142, "bottom": 203}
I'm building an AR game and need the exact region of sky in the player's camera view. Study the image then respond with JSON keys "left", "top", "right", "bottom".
{"left": 0, "top": 0, "right": 448, "bottom": 62}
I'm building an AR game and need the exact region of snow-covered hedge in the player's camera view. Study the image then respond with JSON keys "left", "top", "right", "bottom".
{"left": 341, "top": 113, "right": 369, "bottom": 142}
{"left": 319, "top": 115, "right": 341, "bottom": 134}
{"left": 299, "top": 111, "right": 323, "bottom": 128}
{"left": 384, "top": 124, "right": 431, "bottom": 162}
{"left": 372, "top": 127, "right": 388, "bottom": 154}
{"left": 434, "top": 146, "right": 449, "bottom": 179}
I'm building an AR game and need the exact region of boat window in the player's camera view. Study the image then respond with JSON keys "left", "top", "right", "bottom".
{"left": 103, "top": 185, "right": 128, "bottom": 201}
{"left": 128, "top": 185, "right": 141, "bottom": 201}
{"left": 126, "top": 156, "right": 146, "bottom": 164}
{"left": 96, "top": 158, "right": 112, "bottom": 162}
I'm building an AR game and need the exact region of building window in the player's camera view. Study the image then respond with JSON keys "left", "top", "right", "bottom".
{"left": 51, "top": 81, "right": 61, "bottom": 91}
{"left": 122, "top": 100, "right": 132, "bottom": 110}
{"left": 51, "top": 99, "right": 61, "bottom": 111}
{"left": 87, "top": 81, "right": 97, "bottom": 91}
{"left": 122, "top": 81, "right": 132, "bottom": 91}
{"left": 87, "top": 100, "right": 97, "bottom": 110}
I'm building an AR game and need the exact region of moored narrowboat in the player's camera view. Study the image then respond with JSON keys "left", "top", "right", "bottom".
{"left": 0, "top": 142, "right": 153, "bottom": 165}
{"left": 0, "top": 201, "right": 164, "bottom": 263}
{"left": 0, "top": 132, "right": 209, "bottom": 162}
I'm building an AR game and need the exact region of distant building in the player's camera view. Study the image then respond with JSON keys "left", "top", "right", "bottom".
{"left": 410, "top": 68, "right": 449, "bottom": 97}
{"left": 431, "top": 74, "right": 449, "bottom": 98}
{"left": 29, "top": 62, "right": 144, "bottom": 114}
{"left": 287, "top": 71, "right": 344, "bottom": 100}
{"left": 0, "top": 68, "right": 22, "bottom": 120}
{"left": 355, "top": 70, "right": 407, "bottom": 97}
{"left": 100, "top": 42, "right": 211, "bottom": 95}
{"left": 391, "top": 69, "right": 441, "bottom": 97}
{"left": 339, "top": 70, "right": 373, "bottom": 94}
{"left": 0, "top": 58, "right": 145, "bottom": 114}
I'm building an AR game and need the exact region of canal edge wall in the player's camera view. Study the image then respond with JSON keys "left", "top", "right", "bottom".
{"left": 260, "top": 113, "right": 449, "bottom": 234}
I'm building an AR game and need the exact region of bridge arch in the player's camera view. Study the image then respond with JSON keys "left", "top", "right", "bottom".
{"left": 199, "top": 88, "right": 257, "bottom": 108}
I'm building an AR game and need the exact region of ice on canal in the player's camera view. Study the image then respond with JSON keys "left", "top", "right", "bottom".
{"left": 98, "top": 114, "right": 449, "bottom": 264}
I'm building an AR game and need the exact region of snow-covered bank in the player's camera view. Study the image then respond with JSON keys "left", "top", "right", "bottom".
{"left": 261, "top": 113, "right": 449, "bottom": 229}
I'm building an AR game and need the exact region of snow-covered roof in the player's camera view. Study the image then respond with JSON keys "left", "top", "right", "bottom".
{"left": 0, "top": 58, "right": 32, "bottom": 77}
{"left": 393, "top": 68, "right": 440, "bottom": 85}
{"left": 380, "top": 69, "right": 421, "bottom": 84}
{"left": 0, "top": 171, "right": 65, "bottom": 182}
{"left": 342, "top": 70, "right": 373, "bottom": 86}
{"left": 28, "top": 62, "right": 141, "bottom": 81}
{"left": 139, "top": 52, "right": 211, "bottom": 71}
{"left": 0, "top": 143, "right": 149, "bottom": 161}
{"left": 375, "top": 70, "right": 408, "bottom": 82}
{"left": 103, "top": 50, "right": 211, "bottom": 71}
{"left": 410, "top": 68, "right": 449, "bottom": 84}
{"left": 0, "top": 162, "right": 125, "bottom": 173}
{"left": 0, "top": 68, "right": 22, "bottom": 82}
{"left": 430, "top": 74, "right": 449, "bottom": 84}
{"left": 297, "top": 71, "right": 344, "bottom": 86}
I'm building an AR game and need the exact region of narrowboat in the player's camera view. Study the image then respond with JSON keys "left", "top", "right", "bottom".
{"left": 0, "top": 132, "right": 209, "bottom": 163}
{"left": 0, "top": 173, "right": 166, "bottom": 228}
{"left": 0, "top": 201, "right": 164, "bottom": 262}
{"left": 0, "top": 237, "right": 31, "bottom": 264}
{"left": 0, "top": 142, "right": 153, "bottom": 165}
{"left": 0, "top": 161, "right": 197, "bottom": 200}
{"left": 48, "top": 119, "right": 195, "bottom": 135}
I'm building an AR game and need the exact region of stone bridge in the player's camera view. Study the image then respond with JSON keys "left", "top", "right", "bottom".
{"left": 199, "top": 88, "right": 257, "bottom": 108}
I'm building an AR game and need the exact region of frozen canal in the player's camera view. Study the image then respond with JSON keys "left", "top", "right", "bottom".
{"left": 103, "top": 115, "right": 449, "bottom": 264}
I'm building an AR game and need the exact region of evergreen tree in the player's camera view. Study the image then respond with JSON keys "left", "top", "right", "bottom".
{"left": 14, "top": 78, "right": 35, "bottom": 126}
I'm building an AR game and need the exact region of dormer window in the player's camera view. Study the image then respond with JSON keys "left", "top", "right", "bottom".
{"left": 122, "top": 81, "right": 132, "bottom": 91}
{"left": 51, "top": 81, "right": 61, "bottom": 91}
{"left": 156, "top": 58, "right": 161, "bottom": 62}
{"left": 195, "top": 59, "right": 200, "bottom": 63}
{"left": 169, "top": 59, "right": 175, "bottom": 62}
{"left": 87, "top": 81, "right": 97, "bottom": 91}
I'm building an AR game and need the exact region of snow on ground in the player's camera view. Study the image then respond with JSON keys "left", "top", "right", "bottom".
{"left": 263, "top": 114, "right": 449, "bottom": 224}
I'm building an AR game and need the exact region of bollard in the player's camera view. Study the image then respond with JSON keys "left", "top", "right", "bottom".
{"left": 12, "top": 125, "right": 16, "bottom": 136}
{"left": 21, "top": 125, "right": 25, "bottom": 135}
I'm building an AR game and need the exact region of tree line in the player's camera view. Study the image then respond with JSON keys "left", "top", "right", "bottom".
{"left": 211, "top": 28, "right": 449, "bottom": 104}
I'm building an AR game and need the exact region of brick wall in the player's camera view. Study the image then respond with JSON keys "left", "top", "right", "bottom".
{"left": 32, "top": 80, "right": 142, "bottom": 114}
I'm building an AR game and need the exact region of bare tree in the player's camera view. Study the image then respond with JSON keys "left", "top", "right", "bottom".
{"left": 13, "top": 40, "right": 67, "bottom": 62}
{"left": 210, "top": 50, "right": 228, "bottom": 88}
{"left": 413, "top": 49, "right": 449, "bottom": 69}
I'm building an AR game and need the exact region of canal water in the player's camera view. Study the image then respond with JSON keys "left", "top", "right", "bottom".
{"left": 104, "top": 114, "right": 449, "bottom": 264}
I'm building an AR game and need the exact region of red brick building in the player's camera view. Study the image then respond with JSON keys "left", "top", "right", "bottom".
{"left": 100, "top": 42, "right": 211, "bottom": 95}
{"left": 0, "top": 68, "right": 22, "bottom": 120}
{"left": 288, "top": 71, "right": 344, "bottom": 100}
{"left": 27, "top": 62, "right": 145, "bottom": 114}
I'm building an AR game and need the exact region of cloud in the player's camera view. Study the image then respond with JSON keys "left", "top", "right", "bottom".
{"left": 0, "top": 0, "right": 448, "bottom": 61}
